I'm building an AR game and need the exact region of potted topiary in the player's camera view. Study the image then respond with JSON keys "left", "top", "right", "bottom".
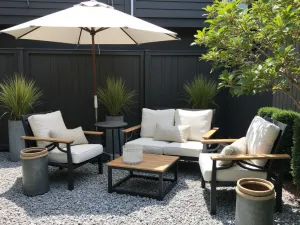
{"left": 183, "top": 75, "right": 218, "bottom": 109}
{"left": 97, "top": 76, "right": 136, "bottom": 121}
{"left": 0, "top": 74, "right": 42, "bottom": 161}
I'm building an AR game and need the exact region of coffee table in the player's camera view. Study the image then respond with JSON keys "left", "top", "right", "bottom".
{"left": 107, "top": 154, "right": 179, "bottom": 200}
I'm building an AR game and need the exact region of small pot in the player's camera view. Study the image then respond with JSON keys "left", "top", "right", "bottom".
{"left": 8, "top": 120, "right": 25, "bottom": 162}
{"left": 105, "top": 115, "right": 124, "bottom": 122}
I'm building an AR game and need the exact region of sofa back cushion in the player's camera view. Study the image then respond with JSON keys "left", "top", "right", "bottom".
{"left": 175, "top": 109, "right": 213, "bottom": 141}
{"left": 153, "top": 124, "right": 190, "bottom": 143}
{"left": 140, "top": 108, "right": 175, "bottom": 138}
{"left": 28, "top": 111, "right": 67, "bottom": 147}
{"left": 246, "top": 116, "right": 280, "bottom": 167}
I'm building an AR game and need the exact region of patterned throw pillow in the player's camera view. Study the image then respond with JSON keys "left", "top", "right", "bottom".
{"left": 153, "top": 124, "right": 190, "bottom": 143}
{"left": 50, "top": 126, "right": 88, "bottom": 148}
{"left": 217, "top": 137, "right": 247, "bottom": 167}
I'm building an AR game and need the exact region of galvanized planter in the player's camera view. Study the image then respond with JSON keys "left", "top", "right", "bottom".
{"left": 235, "top": 178, "right": 275, "bottom": 225}
{"left": 8, "top": 120, "right": 25, "bottom": 162}
{"left": 21, "top": 148, "right": 49, "bottom": 196}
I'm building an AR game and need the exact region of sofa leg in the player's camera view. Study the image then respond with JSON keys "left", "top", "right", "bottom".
{"left": 98, "top": 154, "right": 103, "bottom": 174}
{"left": 68, "top": 167, "right": 74, "bottom": 191}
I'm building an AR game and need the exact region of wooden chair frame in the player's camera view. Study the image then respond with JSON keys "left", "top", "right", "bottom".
{"left": 21, "top": 112, "right": 104, "bottom": 191}
{"left": 200, "top": 118, "right": 290, "bottom": 215}
{"left": 122, "top": 109, "right": 219, "bottom": 161}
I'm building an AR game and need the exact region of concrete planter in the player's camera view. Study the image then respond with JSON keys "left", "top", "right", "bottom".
{"left": 8, "top": 120, "right": 25, "bottom": 162}
{"left": 105, "top": 115, "right": 124, "bottom": 122}
{"left": 235, "top": 178, "right": 275, "bottom": 225}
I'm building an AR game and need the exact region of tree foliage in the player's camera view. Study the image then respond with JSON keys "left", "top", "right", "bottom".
{"left": 194, "top": 0, "right": 300, "bottom": 108}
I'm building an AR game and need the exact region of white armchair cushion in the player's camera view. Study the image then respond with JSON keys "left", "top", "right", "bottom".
{"left": 163, "top": 141, "right": 203, "bottom": 157}
{"left": 175, "top": 109, "right": 213, "bottom": 141}
{"left": 199, "top": 153, "right": 267, "bottom": 182}
{"left": 50, "top": 126, "right": 88, "bottom": 148}
{"left": 125, "top": 137, "right": 169, "bottom": 155}
{"left": 140, "top": 108, "right": 175, "bottom": 138}
{"left": 246, "top": 116, "right": 280, "bottom": 166}
{"left": 153, "top": 124, "right": 190, "bottom": 143}
{"left": 218, "top": 137, "right": 247, "bottom": 167}
{"left": 28, "top": 111, "right": 67, "bottom": 147}
{"left": 48, "top": 144, "right": 103, "bottom": 164}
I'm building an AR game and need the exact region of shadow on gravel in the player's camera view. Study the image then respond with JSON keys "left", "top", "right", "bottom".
{"left": 0, "top": 162, "right": 191, "bottom": 218}
{"left": 0, "top": 153, "right": 21, "bottom": 169}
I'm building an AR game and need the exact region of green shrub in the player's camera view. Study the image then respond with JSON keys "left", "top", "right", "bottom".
{"left": 257, "top": 107, "right": 280, "bottom": 118}
{"left": 292, "top": 117, "right": 300, "bottom": 187}
{"left": 258, "top": 107, "right": 300, "bottom": 175}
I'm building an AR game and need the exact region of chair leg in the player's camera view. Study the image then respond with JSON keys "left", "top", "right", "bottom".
{"left": 210, "top": 160, "right": 217, "bottom": 215}
{"left": 201, "top": 172, "right": 206, "bottom": 188}
{"left": 68, "top": 166, "right": 74, "bottom": 191}
{"left": 98, "top": 154, "right": 103, "bottom": 174}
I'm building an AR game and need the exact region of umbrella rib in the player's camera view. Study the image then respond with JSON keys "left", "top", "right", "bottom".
{"left": 120, "top": 28, "right": 138, "bottom": 45}
{"left": 77, "top": 28, "right": 83, "bottom": 45}
{"left": 17, "top": 26, "right": 41, "bottom": 39}
{"left": 166, "top": 33, "right": 179, "bottom": 40}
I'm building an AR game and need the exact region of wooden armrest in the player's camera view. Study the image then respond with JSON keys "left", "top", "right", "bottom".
{"left": 202, "top": 127, "right": 219, "bottom": 139}
{"left": 201, "top": 139, "right": 238, "bottom": 144}
{"left": 122, "top": 124, "right": 141, "bottom": 133}
{"left": 83, "top": 131, "right": 104, "bottom": 135}
{"left": 21, "top": 136, "right": 74, "bottom": 144}
{"left": 211, "top": 154, "right": 291, "bottom": 161}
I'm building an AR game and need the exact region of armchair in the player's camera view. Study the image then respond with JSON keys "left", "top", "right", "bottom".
{"left": 199, "top": 117, "right": 289, "bottom": 215}
{"left": 21, "top": 111, "right": 104, "bottom": 191}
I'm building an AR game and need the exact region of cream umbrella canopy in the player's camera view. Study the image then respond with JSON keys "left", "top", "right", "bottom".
{"left": 0, "top": 0, "right": 178, "bottom": 121}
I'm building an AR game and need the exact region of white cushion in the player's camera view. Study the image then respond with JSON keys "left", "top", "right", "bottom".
{"left": 218, "top": 137, "right": 247, "bottom": 167}
{"left": 199, "top": 153, "right": 267, "bottom": 182}
{"left": 246, "top": 116, "right": 280, "bottom": 166}
{"left": 153, "top": 124, "right": 190, "bottom": 143}
{"left": 125, "top": 137, "right": 169, "bottom": 155}
{"left": 163, "top": 141, "right": 203, "bottom": 157}
{"left": 50, "top": 126, "right": 89, "bottom": 148}
{"left": 175, "top": 109, "right": 213, "bottom": 141}
{"left": 48, "top": 144, "right": 103, "bottom": 164}
{"left": 140, "top": 108, "right": 175, "bottom": 138}
{"left": 28, "top": 111, "right": 67, "bottom": 147}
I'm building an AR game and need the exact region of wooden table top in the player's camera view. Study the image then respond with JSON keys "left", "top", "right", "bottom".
{"left": 107, "top": 154, "right": 179, "bottom": 173}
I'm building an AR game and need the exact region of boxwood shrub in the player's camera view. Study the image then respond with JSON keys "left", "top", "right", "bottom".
{"left": 258, "top": 107, "right": 300, "bottom": 175}
{"left": 292, "top": 117, "right": 300, "bottom": 187}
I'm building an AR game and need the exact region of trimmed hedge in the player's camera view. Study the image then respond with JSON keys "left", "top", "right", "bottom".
{"left": 258, "top": 107, "right": 300, "bottom": 175}
{"left": 292, "top": 118, "right": 300, "bottom": 187}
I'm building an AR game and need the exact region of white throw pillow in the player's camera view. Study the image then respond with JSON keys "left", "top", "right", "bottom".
{"left": 153, "top": 124, "right": 190, "bottom": 143}
{"left": 175, "top": 109, "right": 213, "bottom": 141}
{"left": 246, "top": 116, "right": 280, "bottom": 166}
{"left": 218, "top": 137, "right": 247, "bottom": 166}
{"left": 140, "top": 108, "right": 175, "bottom": 138}
{"left": 28, "top": 111, "right": 67, "bottom": 147}
{"left": 50, "top": 127, "right": 89, "bottom": 148}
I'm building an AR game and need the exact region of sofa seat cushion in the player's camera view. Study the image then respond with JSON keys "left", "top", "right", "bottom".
{"left": 48, "top": 144, "right": 103, "bottom": 164}
{"left": 163, "top": 141, "right": 203, "bottom": 157}
{"left": 125, "top": 138, "right": 169, "bottom": 155}
{"left": 199, "top": 153, "right": 267, "bottom": 182}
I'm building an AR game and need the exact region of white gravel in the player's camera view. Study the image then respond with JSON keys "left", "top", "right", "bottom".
{"left": 0, "top": 152, "right": 299, "bottom": 225}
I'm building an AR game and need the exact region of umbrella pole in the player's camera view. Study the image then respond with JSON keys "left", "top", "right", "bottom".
{"left": 91, "top": 30, "right": 98, "bottom": 122}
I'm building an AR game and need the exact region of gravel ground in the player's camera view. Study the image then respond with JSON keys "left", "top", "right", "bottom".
{"left": 0, "top": 152, "right": 299, "bottom": 225}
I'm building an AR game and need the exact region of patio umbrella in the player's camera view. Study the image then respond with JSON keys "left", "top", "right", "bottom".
{"left": 0, "top": 0, "right": 178, "bottom": 122}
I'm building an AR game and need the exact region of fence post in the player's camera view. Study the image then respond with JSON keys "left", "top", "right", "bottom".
{"left": 16, "top": 48, "right": 24, "bottom": 74}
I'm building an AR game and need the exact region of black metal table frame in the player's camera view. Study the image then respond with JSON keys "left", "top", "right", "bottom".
{"left": 108, "top": 160, "right": 178, "bottom": 200}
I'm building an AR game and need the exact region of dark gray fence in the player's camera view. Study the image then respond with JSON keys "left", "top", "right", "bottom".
{"left": 0, "top": 48, "right": 272, "bottom": 149}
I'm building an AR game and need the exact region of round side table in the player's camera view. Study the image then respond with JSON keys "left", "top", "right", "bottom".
{"left": 95, "top": 121, "right": 128, "bottom": 160}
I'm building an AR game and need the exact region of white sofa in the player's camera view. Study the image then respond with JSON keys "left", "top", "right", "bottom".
{"left": 123, "top": 108, "right": 218, "bottom": 159}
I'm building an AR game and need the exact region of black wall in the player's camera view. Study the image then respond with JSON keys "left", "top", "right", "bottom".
{"left": 0, "top": 47, "right": 272, "bottom": 150}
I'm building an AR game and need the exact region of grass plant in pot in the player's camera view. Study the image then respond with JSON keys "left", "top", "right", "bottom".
{"left": 183, "top": 75, "right": 218, "bottom": 109}
{"left": 97, "top": 76, "right": 136, "bottom": 122}
{"left": 0, "top": 74, "right": 42, "bottom": 161}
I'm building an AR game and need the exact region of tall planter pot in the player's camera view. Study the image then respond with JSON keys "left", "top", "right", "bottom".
{"left": 8, "top": 120, "right": 25, "bottom": 162}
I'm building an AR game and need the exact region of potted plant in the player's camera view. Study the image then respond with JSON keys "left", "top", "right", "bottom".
{"left": 0, "top": 73, "right": 42, "bottom": 161}
{"left": 183, "top": 75, "right": 218, "bottom": 109}
{"left": 97, "top": 76, "right": 136, "bottom": 121}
